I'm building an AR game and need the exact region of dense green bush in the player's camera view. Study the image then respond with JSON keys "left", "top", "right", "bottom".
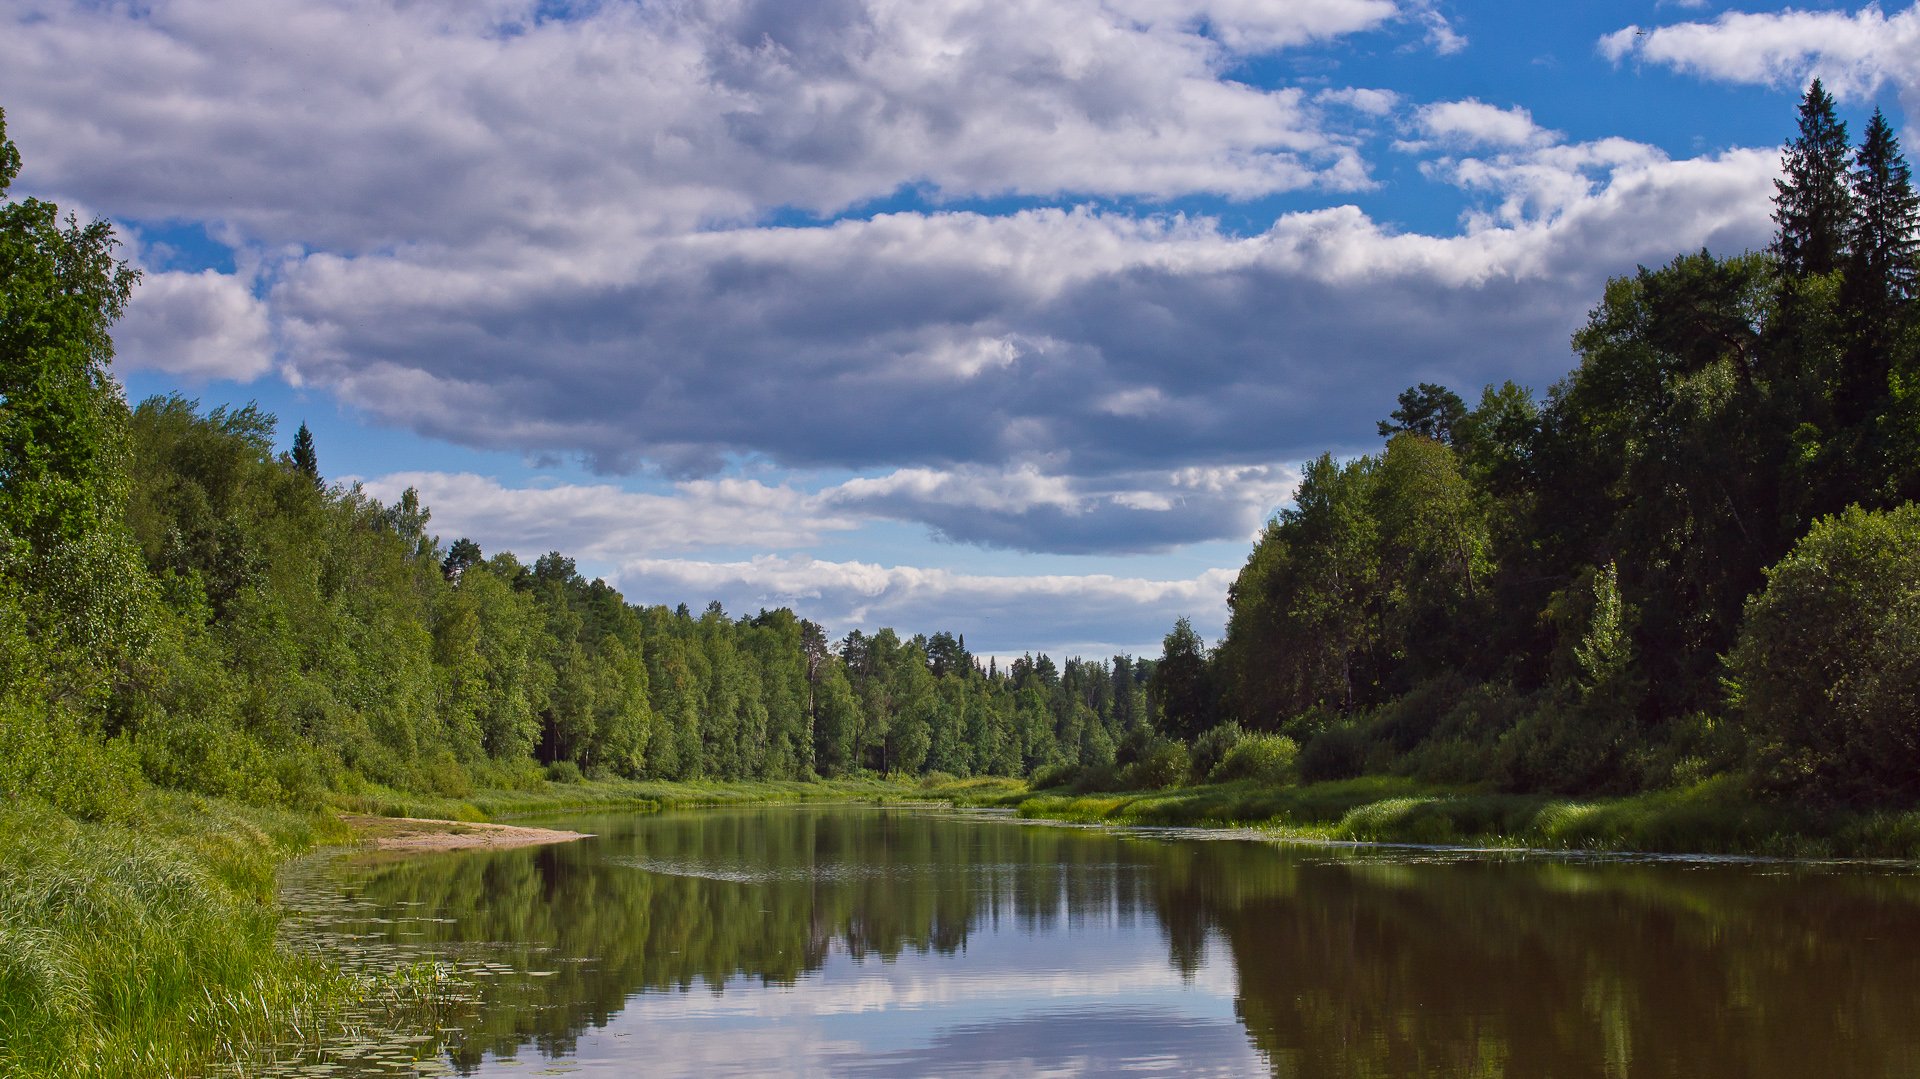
{"left": 1729, "top": 504, "right": 1920, "bottom": 806}
{"left": 1298, "top": 724, "right": 1369, "bottom": 783}
{"left": 1188, "top": 722, "right": 1245, "bottom": 782}
{"left": 1120, "top": 741, "right": 1190, "bottom": 790}
{"left": 1212, "top": 734, "right": 1297, "bottom": 784}
{"left": 1029, "top": 762, "right": 1079, "bottom": 790}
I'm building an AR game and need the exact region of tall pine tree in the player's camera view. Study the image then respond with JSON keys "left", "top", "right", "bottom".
{"left": 290, "top": 421, "right": 320, "bottom": 487}
{"left": 1835, "top": 109, "right": 1920, "bottom": 436}
{"left": 1772, "top": 80, "right": 1854, "bottom": 279}
{"left": 1846, "top": 109, "right": 1920, "bottom": 319}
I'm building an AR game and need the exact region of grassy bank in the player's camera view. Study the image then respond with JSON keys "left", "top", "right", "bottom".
{"left": 0, "top": 792, "right": 468, "bottom": 1078}
{"left": 0, "top": 772, "right": 1029, "bottom": 1076}
{"left": 326, "top": 773, "right": 1016, "bottom": 823}
{"left": 964, "top": 775, "right": 1920, "bottom": 860}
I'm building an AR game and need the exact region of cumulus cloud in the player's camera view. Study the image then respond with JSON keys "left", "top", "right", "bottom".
{"left": 355, "top": 471, "right": 862, "bottom": 560}
{"left": 0, "top": 0, "right": 1794, "bottom": 570}
{"left": 362, "top": 461, "right": 1299, "bottom": 559}
{"left": 1316, "top": 87, "right": 1402, "bottom": 116}
{"left": 0, "top": 0, "right": 1420, "bottom": 257}
{"left": 271, "top": 149, "right": 1777, "bottom": 488}
{"left": 824, "top": 463, "right": 1299, "bottom": 552}
{"left": 1409, "top": 99, "right": 1556, "bottom": 149}
{"left": 113, "top": 269, "right": 273, "bottom": 381}
{"left": 1601, "top": 5, "right": 1920, "bottom": 117}
{"left": 613, "top": 555, "right": 1241, "bottom": 657}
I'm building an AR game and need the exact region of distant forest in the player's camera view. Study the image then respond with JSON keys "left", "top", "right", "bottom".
{"left": 1145, "top": 82, "right": 1920, "bottom": 808}
{"left": 5, "top": 82, "right": 1919, "bottom": 817}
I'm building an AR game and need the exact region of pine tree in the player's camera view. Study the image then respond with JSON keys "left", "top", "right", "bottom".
{"left": 291, "top": 421, "right": 320, "bottom": 487}
{"left": 1847, "top": 109, "right": 1920, "bottom": 317}
{"left": 1833, "top": 109, "right": 1920, "bottom": 434}
{"left": 1772, "top": 80, "right": 1854, "bottom": 278}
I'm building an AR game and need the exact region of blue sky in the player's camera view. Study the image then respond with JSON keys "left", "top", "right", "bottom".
{"left": 5, "top": 0, "right": 1916, "bottom": 659}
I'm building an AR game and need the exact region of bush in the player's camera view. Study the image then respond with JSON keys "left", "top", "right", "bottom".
{"left": 544, "top": 759, "right": 583, "bottom": 784}
{"left": 1298, "top": 724, "right": 1369, "bottom": 783}
{"left": 1211, "top": 734, "right": 1297, "bottom": 784}
{"left": 1399, "top": 736, "right": 1492, "bottom": 786}
{"left": 1188, "top": 722, "right": 1245, "bottom": 782}
{"left": 1119, "top": 741, "right": 1190, "bottom": 790}
{"left": 1029, "top": 762, "right": 1080, "bottom": 790}
{"left": 1729, "top": 504, "right": 1920, "bottom": 806}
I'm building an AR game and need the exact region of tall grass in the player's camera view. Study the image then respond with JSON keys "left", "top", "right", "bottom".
{"left": 0, "top": 792, "right": 449, "bottom": 1077}
{"left": 326, "top": 774, "right": 989, "bottom": 823}
{"left": 1000, "top": 775, "right": 1920, "bottom": 859}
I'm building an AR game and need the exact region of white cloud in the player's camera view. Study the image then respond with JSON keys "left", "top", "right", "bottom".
{"left": 1411, "top": 2, "right": 1468, "bottom": 56}
{"left": 1410, "top": 99, "right": 1555, "bottom": 149}
{"left": 1432, "top": 137, "right": 1672, "bottom": 229}
{"left": 361, "top": 460, "right": 1300, "bottom": 559}
{"left": 613, "top": 554, "right": 1240, "bottom": 656}
{"left": 265, "top": 150, "right": 1777, "bottom": 491}
{"left": 0, "top": 0, "right": 1414, "bottom": 258}
{"left": 1601, "top": 5, "right": 1920, "bottom": 118}
{"left": 113, "top": 269, "right": 273, "bottom": 381}
{"left": 1316, "top": 87, "right": 1402, "bottom": 115}
{"left": 356, "top": 471, "right": 861, "bottom": 560}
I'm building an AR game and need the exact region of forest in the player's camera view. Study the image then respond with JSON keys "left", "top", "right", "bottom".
{"left": 1123, "top": 82, "right": 1920, "bottom": 810}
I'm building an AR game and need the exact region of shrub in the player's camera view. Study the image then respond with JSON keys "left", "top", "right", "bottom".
{"left": 1211, "top": 734, "right": 1297, "bottom": 784}
{"left": 1298, "top": 724, "right": 1369, "bottom": 783}
{"left": 1029, "top": 762, "right": 1080, "bottom": 790}
{"left": 544, "top": 759, "right": 583, "bottom": 784}
{"left": 1399, "top": 736, "right": 1492, "bottom": 786}
{"left": 1188, "top": 722, "right": 1245, "bottom": 782}
{"left": 1729, "top": 504, "right": 1920, "bottom": 806}
{"left": 1120, "top": 741, "right": 1190, "bottom": 790}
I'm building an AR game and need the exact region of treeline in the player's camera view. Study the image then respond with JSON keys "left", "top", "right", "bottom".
{"left": 0, "top": 107, "right": 1156, "bottom": 815}
{"left": 1142, "top": 83, "right": 1920, "bottom": 808}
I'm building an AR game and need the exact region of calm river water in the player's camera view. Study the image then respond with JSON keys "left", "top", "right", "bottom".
{"left": 271, "top": 804, "right": 1920, "bottom": 1078}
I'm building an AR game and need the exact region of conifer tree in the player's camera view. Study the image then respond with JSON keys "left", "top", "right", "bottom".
{"left": 291, "top": 421, "right": 320, "bottom": 487}
{"left": 1846, "top": 109, "right": 1920, "bottom": 319}
{"left": 1772, "top": 80, "right": 1854, "bottom": 278}
{"left": 1837, "top": 108, "right": 1920, "bottom": 484}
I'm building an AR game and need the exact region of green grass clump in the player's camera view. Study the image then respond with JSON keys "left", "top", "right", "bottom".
{"left": 1001, "top": 773, "right": 1920, "bottom": 858}
{"left": 0, "top": 792, "right": 452, "bottom": 1077}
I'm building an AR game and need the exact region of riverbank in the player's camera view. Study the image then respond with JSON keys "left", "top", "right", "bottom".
{"left": 957, "top": 775, "right": 1920, "bottom": 860}
{"left": 0, "top": 773, "right": 1013, "bottom": 1077}
{"left": 341, "top": 814, "right": 590, "bottom": 853}
{"left": 0, "top": 792, "right": 467, "bottom": 1078}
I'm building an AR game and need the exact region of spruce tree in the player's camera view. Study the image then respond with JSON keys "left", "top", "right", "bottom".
{"left": 1847, "top": 109, "right": 1920, "bottom": 318}
{"left": 1837, "top": 108, "right": 1920, "bottom": 483}
{"left": 291, "top": 421, "right": 320, "bottom": 487}
{"left": 1772, "top": 80, "right": 1854, "bottom": 278}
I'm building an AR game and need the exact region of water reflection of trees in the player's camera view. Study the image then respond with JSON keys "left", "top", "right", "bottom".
{"left": 325, "top": 809, "right": 1920, "bottom": 1077}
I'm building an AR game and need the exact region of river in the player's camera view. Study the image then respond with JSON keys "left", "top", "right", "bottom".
{"left": 268, "top": 803, "right": 1920, "bottom": 1077}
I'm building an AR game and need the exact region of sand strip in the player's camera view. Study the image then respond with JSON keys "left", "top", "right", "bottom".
{"left": 341, "top": 814, "right": 590, "bottom": 853}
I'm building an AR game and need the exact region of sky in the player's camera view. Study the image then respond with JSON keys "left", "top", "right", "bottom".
{"left": 3, "top": 0, "right": 1916, "bottom": 662}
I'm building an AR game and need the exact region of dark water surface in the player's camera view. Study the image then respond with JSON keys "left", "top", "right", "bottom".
{"left": 274, "top": 804, "right": 1920, "bottom": 1077}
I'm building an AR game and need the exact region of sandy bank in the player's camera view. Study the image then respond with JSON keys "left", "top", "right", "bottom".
{"left": 341, "top": 814, "right": 590, "bottom": 853}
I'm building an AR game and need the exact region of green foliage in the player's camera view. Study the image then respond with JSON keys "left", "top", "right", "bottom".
{"left": 1773, "top": 79, "right": 1853, "bottom": 278}
{"left": 1377, "top": 382, "right": 1468, "bottom": 444}
{"left": 1297, "top": 724, "right": 1370, "bottom": 783}
{"left": 1729, "top": 504, "right": 1920, "bottom": 806}
{"left": 1211, "top": 734, "right": 1297, "bottom": 784}
{"left": 1188, "top": 721, "right": 1245, "bottom": 781}
{"left": 1119, "top": 740, "right": 1191, "bottom": 790}
{"left": 1150, "top": 617, "right": 1213, "bottom": 741}
{"left": 0, "top": 793, "right": 455, "bottom": 1077}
